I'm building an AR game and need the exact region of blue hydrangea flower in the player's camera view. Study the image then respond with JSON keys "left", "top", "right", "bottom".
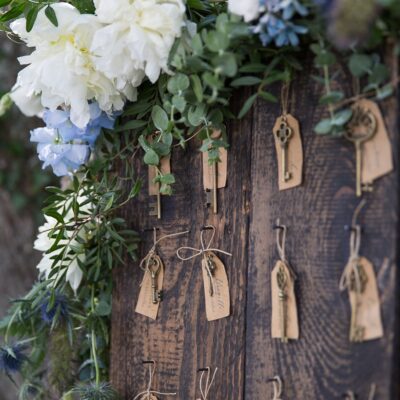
{"left": 43, "top": 103, "right": 115, "bottom": 147}
{"left": 31, "top": 127, "right": 90, "bottom": 177}
{"left": 255, "top": 14, "right": 308, "bottom": 46}
{"left": 31, "top": 102, "right": 116, "bottom": 176}
{"left": 255, "top": 0, "right": 308, "bottom": 47}
{"left": 0, "top": 344, "right": 27, "bottom": 375}
{"left": 39, "top": 293, "right": 69, "bottom": 324}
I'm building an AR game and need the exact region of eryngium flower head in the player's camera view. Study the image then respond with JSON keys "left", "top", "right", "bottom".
{"left": 0, "top": 343, "right": 27, "bottom": 375}
{"left": 39, "top": 292, "right": 69, "bottom": 324}
{"left": 72, "top": 382, "right": 119, "bottom": 400}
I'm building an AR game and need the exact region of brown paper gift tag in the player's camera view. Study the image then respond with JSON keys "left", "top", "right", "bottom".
{"left": 140, "top": 395, "right": 158, "bottom": 400}
{"left": 135, "top": 256, "right": 164, "bottom": 320}
{"left": 202, "top": 130, "right": 228, "bottom": 190}
{"left": 347, "top": 256, "right": 383, "bottom": 342}
{"left": 201, "top": 251, "right": 230, "bottom": 321}
{"left": 271, "top": 260, "right": 299, "bottom": 340}
{"left": 148, "top": 156, "right": 171, "bottom": 196}
{"left": 273, "top": 114, "right": 303, "bottom": 191}
{"left": 353, "top": 99, "right": 393, "bottom": 184}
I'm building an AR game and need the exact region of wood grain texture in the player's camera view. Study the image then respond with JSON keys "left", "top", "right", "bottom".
{"left": 111, "top": 49, "right": 399, "bottom": 399}
{"left": 111, "top": 92, "right": 253, "bottom": 399}
{"left": 245, "top": 49, "right": 399, "bottom": 399}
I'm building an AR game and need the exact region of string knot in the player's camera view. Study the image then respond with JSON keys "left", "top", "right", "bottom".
{"left": 133, "top": 362, "right": 176, "bottom": 400}
{"left": 176, "top": 226, "right": 231, "bottom": 294}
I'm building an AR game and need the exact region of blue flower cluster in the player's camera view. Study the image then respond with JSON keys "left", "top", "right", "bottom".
{"left": 31, "top": 103, "right": 116, "bottom": 177}
{"left": 0, "top": 344, "right": 27, "bottom": 375}
{"left": 40, "top": 293, "right": 69, "bottom": 324}
{"left": 254, "top": 0, "right": 308, "bottom": 47}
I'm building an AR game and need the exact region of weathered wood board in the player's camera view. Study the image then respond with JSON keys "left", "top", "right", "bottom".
{"left": 111, "top": 51, "right": 399, "bottom": 399}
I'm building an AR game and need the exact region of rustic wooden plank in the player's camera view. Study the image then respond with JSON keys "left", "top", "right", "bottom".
{"left": 245, "top": 49, "right": 399, "bottom": 399}
{"left": 111, "top": 93, "right": 253, "bottom": 398}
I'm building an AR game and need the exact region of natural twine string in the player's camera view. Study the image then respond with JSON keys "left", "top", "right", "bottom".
{"left": 281, "top": 82, "right": 290, "bottom": 116}
{"left": 275, "top": 219, "right": 296, "bottom": 279}
{"left": 198, "top": 367, "right": 218, "bottom": 400}
{"left": 176, "top": 226, "right": 232, "bottom": 294}
{"left": 133, "top": 362, "right": 176, "bottom": 400}
{"left": 139, "top": 229, "right": 190, "bottom": 272}
{"left": 339, "top": 200, "right": 367, "bottom": 293}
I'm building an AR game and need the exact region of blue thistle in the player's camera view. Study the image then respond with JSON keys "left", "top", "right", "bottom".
{"left": 39, "top": 293, "right": 69, "bottom": 324}
{"left": 0, "top": 343, "right": 27, "bottom": 375}
{"left": 72, "top": 382, "right": 119, "bottom": 400}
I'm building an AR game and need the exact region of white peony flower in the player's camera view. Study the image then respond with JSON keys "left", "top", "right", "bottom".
{"left": 10, "top": 3, "right": 126, "bottom": 128}
{"left": 34, "top": 193, "right": 93, "bottom": 293}
{"left": 228, "top": 0, "right": 261, "bottom": 22}
{"left": 91, "top": 0, "right": 186, "bottom": 98}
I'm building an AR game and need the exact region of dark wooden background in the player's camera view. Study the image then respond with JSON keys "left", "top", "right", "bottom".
{"left": 111, "top": 50, "right": 399, "bottom": 399}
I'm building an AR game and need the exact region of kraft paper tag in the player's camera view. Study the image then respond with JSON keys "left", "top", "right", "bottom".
{"left": 140, "top": 395, "right": 158, "bottom": 400}
{"left": 135, "top": 256, "right": 164, "bottom": 320}
{"left": 148, "top": 156, "right": 171, "bottom": 195}
{"left": 347, "top": 257, "right": 383, "bottom": 342}
{"left": 273, "top": 114, "right": 303, "bottom": 191}
{"left": 271, "top": 260, "right": 299, "bottom": 340}
{"left": 354, "top": 99, "right": 393, "bottom": 184}
{"left": 202, "top": 130, "right": 228, "bottom": 190}
{"left": 201, "top": 251, "right": 230, "bottom": 321}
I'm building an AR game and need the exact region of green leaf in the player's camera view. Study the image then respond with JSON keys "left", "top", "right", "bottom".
{"left": 172, "top": 95, "right": 186, "bottom": 112}
{"left": 45, "top": 5, "right": 58, "bottom": 27}
{"left": 0, "top": 0, "right": 12, "bottom": 7}
{"left": 188, "top": 104, "right": 206, "bottom": 126}
{"left": 238, "top": 93, "right": 257, "bottom": 118}
{"left": 26, "top": 6, "right": 40, "bottom": 32}
{"left": 191, "top": 75, "right": 203, "bottom": 102}
{"left": 167, "top": 73, "right": 190, "bottom": 95}
{"left": 315, "top": 50, "right": 336, "bottom": 67}
{"left": 129, "top": 180, "right": 142, "bottom": 198}
{"left": 319, "top": 91, "right": 344, "bottom": 105}
{"left": 314, "top": 119, "right": 333, "bottom": 134}
{"left": 151, "top": 105, "right": 169, "bottom": 131}
{"left": 348, "top": 54, "right": 372, "bottom": 77}
{"left": 332, "top": 109, "right": 352, "bottom": 126}
{"left": 205, "top": 30, "right": 229, "bottom": 52}
{"left": 44, "top": 210, "right": 64, "bottom": 224}
{"left": 231, "top": 76, "right": 262, "bottom": 87}
{"left": 143, "top": 149, "right": 159, "bottom": 166}
{"left": 212, "top": 53, "right": 237, "bottom": 77}
{"left": 368, "top": 63, "right": 389, "bottom": 85}
{"left": 376, "top": 84, "right": 394, "bottom": 100}
{"left": 0, "top": 3, "right": 25, "bottom": 22}
{"left": 259, "top": 91, "right": 278, "bottom": 103}
{"left": 159, "top": 173, "right": 175, "bottom": 185}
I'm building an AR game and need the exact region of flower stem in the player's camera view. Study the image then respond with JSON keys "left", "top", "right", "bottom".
{"left": 90, "top": 286, "right": 100, "bottom": 385}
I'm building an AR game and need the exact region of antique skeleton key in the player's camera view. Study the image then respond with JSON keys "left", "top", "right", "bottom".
{"left": 349, "top": 261, "right": 368, "bottom": 342}
{"left": 205, "top": 253, "right": 217, "bottom": 297}
{"left": 345, "top": 106, "right": 377, "bottom": 197}
{"left": 149, "top": 256, "right": 162, "bottom": 304}
{"left": 274, "top": 118, "right": 293, "bottom": 182}
{"left": 149, "top": 170, "right": 162, "bottom": 219}
{"left": 205, "top": 161, "right": 218, "bottom": 214}
{"left": 277, "top": 265, "right": 288, "bottom": 343}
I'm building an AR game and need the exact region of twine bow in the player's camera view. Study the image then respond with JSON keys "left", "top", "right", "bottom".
{"left": 133, "top": 362, "right": 176, "bottom": 400}
{"left": 198, "top": 367, "right": 218, "bottom": 400}
{"left": 176, "top": 226, "right": 232, "bottom": 294}
{"left": 339, "top": 200, "right": 366, "bottom": 293}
